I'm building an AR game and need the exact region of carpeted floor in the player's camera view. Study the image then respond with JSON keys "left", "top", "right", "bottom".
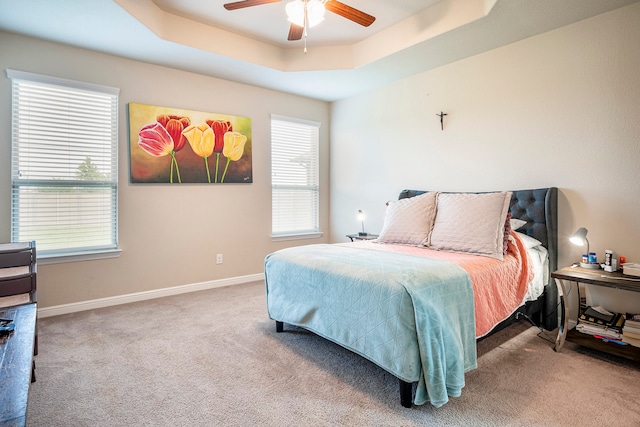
{"left": 26, "top": 281, "right": 640, "bottom": 426}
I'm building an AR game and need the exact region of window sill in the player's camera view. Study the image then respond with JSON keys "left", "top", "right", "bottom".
{"left": 271, "top": 232, "right": 323, "bottom": 242}
{"left": 38, "top": 248, "right": 122, "bottom": 265}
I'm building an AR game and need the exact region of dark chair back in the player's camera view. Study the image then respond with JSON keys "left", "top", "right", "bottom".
{"left": 0, "top": 241, "right": 37, "bottom": 303}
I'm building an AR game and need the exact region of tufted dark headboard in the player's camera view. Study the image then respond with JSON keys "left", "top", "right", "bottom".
{"left": 398, "top": 188, "right": 558, "bottom": 330}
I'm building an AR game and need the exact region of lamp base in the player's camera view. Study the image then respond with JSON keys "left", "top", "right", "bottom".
{"left": 358, "top": 232, "right": 368, "bottom": 236}
{"left": 580, "top": 262, "right": 601, "bottom": 269}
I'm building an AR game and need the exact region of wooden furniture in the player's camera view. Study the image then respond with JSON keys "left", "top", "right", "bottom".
{"left": 552, "top": 266, "right": 640, "bottom": 362}
{"left": 0, "top": 241, "right": 38, "bottom": 426}
{"left": 346, "top": 233, "right": 378, "bottom": 242}
{"left": 0, "top": 303, "right": 37, "bottom": 426}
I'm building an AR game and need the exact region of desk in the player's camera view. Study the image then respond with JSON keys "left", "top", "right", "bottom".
{"left": 552, "top": 267, "right": 640, "bottom": 362}
{"left": 0, "top": 303, "right": 37, "bottom": 427}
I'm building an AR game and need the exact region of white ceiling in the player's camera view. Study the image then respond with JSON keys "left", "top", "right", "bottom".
{"left": 0, "top": 0, "right": 638, "bottom": 101}
{"left": 152, "top": 0, "right": 441, "bottom": 47}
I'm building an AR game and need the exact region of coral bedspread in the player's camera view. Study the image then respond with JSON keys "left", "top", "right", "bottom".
{"left": 345, "top": 231, "right": 532, "bottom": 338}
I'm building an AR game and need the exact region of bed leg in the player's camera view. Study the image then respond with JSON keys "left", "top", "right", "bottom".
{"left": 399, "top": 380, "right": 413, "bottom": 408}
{"left": 275, "top": 321, "right": 284, "bottom": 333}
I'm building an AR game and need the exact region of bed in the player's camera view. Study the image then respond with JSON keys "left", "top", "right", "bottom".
{"left": 264, "top": 188, "right": 558, "bottom": 408}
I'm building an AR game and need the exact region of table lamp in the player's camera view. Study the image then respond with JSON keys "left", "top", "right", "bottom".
{"left": 357, "top": 210, "right": 367, "bottom": 236}
{"left": 570, "top": 227, "right": 600, "bottom": 269}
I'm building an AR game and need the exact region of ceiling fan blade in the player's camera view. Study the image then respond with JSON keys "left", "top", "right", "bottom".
{"left": 288, "top": 24, "right": 304, "bottom": 41}
{"left": 325, "top": 0, "right": 375, "bottom": 27}
{"left": 223, "top": 0, "right": 281, "bottom": 11}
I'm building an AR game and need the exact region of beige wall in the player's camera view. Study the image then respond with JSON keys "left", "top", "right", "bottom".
{"left": 0, "top": 31, "right": 331, "bottom": 309}
{"left": 330, "top": 3, "right": 640, "bottom": 313}
{"left": 2, "top": 3, "right": 639, "bottom": 314}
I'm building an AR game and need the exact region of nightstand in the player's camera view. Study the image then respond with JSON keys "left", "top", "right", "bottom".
{"left": 346, "top": 233, "right": 378, "bottom": 242}
{"left": 552, "top": 266, "right": 640, "bottom": 362}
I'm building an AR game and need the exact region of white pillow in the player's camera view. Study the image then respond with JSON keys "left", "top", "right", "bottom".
{"left": 515, "top": 231, "right": 542, "bottom": 249}
{"left": 429, "top": 191, "right": 513, "bottom": 260}
{"left": 511, "top": 218, "right": 527, "bottom": 230}
{"left": 375, "top": 192, "right": 438, "bottom": 246}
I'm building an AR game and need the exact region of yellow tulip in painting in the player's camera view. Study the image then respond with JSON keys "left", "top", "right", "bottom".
{"left": 221, "top": 132, "right": 248, "bottom": 183}
{"left": 183, "top": 124, "right": 215, "bottom": 182}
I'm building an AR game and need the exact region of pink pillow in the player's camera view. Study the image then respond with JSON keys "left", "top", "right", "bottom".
{"left": 376, "top": 192, "right": 438, "bottom": 246}
{"left": 429, "top": 191, "right": 513, "bottom": 260}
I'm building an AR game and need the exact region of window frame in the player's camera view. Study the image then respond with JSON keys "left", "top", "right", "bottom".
{"left": 270, "top": 114, "right": 322, "bottom": 241}
{"left": 6, "top": 69, "right": 121, "bottom": 264}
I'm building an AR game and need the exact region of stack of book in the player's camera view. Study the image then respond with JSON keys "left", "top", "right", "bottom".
{"left": 621, "top": 313, "right": 640, "bottom": 347}
{"left": 575, "top": 306, "right": 624, "bottom": 341}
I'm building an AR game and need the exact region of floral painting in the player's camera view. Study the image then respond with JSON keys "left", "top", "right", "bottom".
{"left": 128, "top": 103, "right": 252, "bottom": 184}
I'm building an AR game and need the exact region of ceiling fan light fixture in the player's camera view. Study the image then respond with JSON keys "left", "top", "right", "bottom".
{"left": 286, "top": 0, "right": 326, "bottom": 28}
{"left": 306, "top": 0, "right": 326, "bottom": 28}
{"left": 286, "top": 0, "right": 305, "bottom": 27}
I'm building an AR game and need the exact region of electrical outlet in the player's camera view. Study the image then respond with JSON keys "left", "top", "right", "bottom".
{"left": 216, "top": 254, "right": 223, "bottom": 264}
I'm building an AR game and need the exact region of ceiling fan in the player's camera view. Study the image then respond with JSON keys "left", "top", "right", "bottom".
{"left": 223, "top": 0, "right": 376, "bottom": 42}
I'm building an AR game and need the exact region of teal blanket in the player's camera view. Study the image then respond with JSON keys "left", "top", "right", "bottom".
{"left": 264, "top": 244, "right": 477, "bottom": 407}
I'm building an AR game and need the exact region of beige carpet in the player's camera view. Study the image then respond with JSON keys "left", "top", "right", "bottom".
{"left": 26, "top": 281, "right": 640, "bottom": 426}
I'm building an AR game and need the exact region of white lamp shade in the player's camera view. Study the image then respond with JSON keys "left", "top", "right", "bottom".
{"left": 306, "top": 0, "right": 326, "bottom": 28}
{"left": 286, "top": 0, "right": 305, "bottom": 27}
{"left": 570, "top": 227, "right": 588, "bottom": 246}
{"left": 286, "top": 0, "right": 326, "bottom": 28}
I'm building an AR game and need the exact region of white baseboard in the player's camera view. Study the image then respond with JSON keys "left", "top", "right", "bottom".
{"left": 37, "top": 273, "right": 264, "bottom": 318}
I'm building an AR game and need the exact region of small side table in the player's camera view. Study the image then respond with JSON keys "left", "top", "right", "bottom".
{"left": 346, "top": 233, "right": 378, "bottom": 242}
{"left": 552, "top": 266, "right": 640, "bottom": 362}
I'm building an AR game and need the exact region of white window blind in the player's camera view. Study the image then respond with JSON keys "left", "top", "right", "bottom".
{"left": 271, "top": 115, "right": 320, "bottom": 237}
{"left": 7, "top": 69, "right": 119, "bottom": 257}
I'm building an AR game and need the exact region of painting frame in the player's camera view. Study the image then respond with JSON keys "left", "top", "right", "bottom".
{"left": 128, "top": 103, "right": 252, "bottom": 184}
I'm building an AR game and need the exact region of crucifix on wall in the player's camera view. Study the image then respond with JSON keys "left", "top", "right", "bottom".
{"left": 436, "top": 111, "right": 447, "bottom": 130}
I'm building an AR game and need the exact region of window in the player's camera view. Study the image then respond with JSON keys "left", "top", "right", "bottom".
{"left": 7, "top": 69, "right": 119, "bottom": 260}
{"left": 271, "top": 115, "right": 320, "bottom": 239}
